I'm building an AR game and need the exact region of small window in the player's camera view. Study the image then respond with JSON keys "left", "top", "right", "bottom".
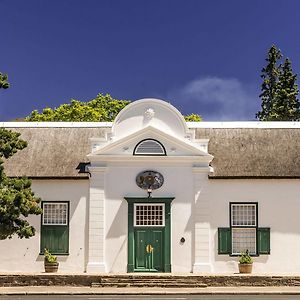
{"left": 218, "top": 203, "right": 270, "bottom": 256}
{"left": 43, "top": 203, "right": 68, "bottom": 225}
{"left": 231, "top": 203, "right": 257, "bottom": 255}
{"left": 40, "top": 202, "right": 69, "bottom": 255}
{"left": 231, "top": 204, "right": 256, "bottom": 227}
{"left": 133, "top": 139, "right": 166, "bottom": 156}
{"left": 134, "top": 204, "right": 165, "bottom": 227}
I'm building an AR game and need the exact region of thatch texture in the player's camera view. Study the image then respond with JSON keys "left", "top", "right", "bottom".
{"left": 2, "top": 126, "right": 300, "bottom": 178}
{"left": 3, "top": 128, "right": 108, "bottom": 178}
{"left": 195, "top": 128, "right": 300, "bottom": 178}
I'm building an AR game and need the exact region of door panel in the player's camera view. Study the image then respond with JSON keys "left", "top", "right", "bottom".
{"left": 150, "top": 230, "right": 163, "bottom": 271}
{"left": 134, "top": 228, "right": 164, "bottom": 272}
{"left": 134, "top": 230, "right": 148, "bottom": 270}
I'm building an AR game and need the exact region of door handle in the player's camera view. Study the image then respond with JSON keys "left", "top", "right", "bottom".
{"left": 146, "top": 244, "right": 154, "bottom": 253}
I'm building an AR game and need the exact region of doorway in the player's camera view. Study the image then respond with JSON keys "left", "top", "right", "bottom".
{"left": 125, "top": 197, "right": 174, "bottom": 273}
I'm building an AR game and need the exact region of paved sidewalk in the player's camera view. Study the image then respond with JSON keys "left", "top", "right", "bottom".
{"left": 2, "top": 286, "right": 300, "bottom": 295}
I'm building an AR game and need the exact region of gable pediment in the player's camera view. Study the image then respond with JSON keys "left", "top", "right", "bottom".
{"left": 87, "top": 125, "right": 213, "bottom": 161}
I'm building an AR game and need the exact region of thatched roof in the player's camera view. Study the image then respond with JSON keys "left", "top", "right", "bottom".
{"left": 196, "top": 128, "right": 300, "bottom": 178}
{"left": 2, "top": 126, "right": 300, "bottom": 178}
{"left": 3, "top": 127, "right": 108, "bottom": 178}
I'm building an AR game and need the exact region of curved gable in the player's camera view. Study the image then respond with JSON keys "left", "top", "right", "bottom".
{"left": 111, "top": 98, "right": 190, "bottom": 140}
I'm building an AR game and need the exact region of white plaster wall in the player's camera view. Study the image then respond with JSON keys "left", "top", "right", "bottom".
{"left": 202, "top": 179, "right": 300, "bottom": 274}
{"left": 0, "top": 180, "right": 89, "bottom": 272}
{"left": 3, "top": 176, "right": 300, "bottom": 274}
{"left": 104, "top": 163, "right": 195, "bottom": 273}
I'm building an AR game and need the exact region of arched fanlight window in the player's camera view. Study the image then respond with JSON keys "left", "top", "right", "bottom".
{"left": 133, "top": 139, "right": 166, "bottom": 156}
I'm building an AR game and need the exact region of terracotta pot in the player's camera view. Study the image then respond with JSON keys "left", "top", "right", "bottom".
{"left": 238, "top": 263, "right": 252, "bottom": 274}
{"left": 44, "top": 261, "right": 59, "bottom": 273}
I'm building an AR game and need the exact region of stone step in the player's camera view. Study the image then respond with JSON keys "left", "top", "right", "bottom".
{"left": 99, "top": 278, "right": 205, "bottom": 282}
{"left": 99, "top": 281, "right": 206, "bottom": 286}
{"left": 92, "top": 282, "right": 208, "bottom": 288}
{"left": 4, "top": 274, "right": 300, "bottom": 288}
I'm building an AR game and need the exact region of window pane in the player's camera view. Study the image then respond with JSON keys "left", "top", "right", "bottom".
{"left": 43, "top": 203, "right": 68, "bottom": 225}
{"left": 232, "top": 228, "right": 256, "bottom": 255}
{"left": 231, "top": 204, "right": 256, "bottom": 226}
{"left": 134, "top": 204, "right": 165, "bottom": 227}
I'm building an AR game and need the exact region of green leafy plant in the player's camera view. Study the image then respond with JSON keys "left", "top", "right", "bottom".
{"left": 25, "top": 94, "right": 130, "bottom": 122}
{"left": 44, "top": 249, "right": 57, "bottom": 263}
{"left": 184, "top": 113, "right": 202, "bottom": 122}
{"left": 25, "top": 93, "right": 203, "bottom": 122}
{"left": 0, "top": 77, "right": 42, "bottom": 240}
{"left": 239, "top": 250, "right": 253, "bottom": 264}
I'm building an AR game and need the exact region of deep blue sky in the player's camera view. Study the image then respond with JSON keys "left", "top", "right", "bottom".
{"left": 1, "top": 0, "right": 300, "bottom": 121}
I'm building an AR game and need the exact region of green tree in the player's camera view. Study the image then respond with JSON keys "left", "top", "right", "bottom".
{"left": 256, "top": 45, "right": 300, "bottom": 121}
{"left": 0, "top": 72, "right": 10, "bottom": 89}
{"left": 26, "top": 94, "right": 131, "bottom": 122}
{"left": 0, "top": 74, "right": 42, "bottom": 240}
{"left": 256, "top": 45, "right": 282, "bottom": 120}
{"left": 272, "top": 58, "right": 300, "bottom": 120}
{"left": 184, "top": 113, "right": 202, "bottom": 122}
{"left": 25, "top": 94, "right": 202, "bottom": 122}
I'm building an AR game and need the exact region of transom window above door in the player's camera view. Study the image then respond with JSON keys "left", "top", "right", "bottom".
{"left": 134, "top": 204, "right": 165, "bottom": 227}
{"left": 133, "top": 139, "right": 166, "bottom": 156}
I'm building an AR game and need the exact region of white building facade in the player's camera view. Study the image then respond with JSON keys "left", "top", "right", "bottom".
{"left": 1, "top": 98, "right": 300, "bottom": 274}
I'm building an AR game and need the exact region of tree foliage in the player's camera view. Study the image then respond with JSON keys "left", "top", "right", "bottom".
{"left": 0, "top": 72, "right": 10, "bottom": 89}
{"left": 25, "top": 93, "right": 202, "bottom": 122}
{"left": 0, "top": 130, "right": 42, "bottom": 240}
{"left": 0, "top": 74, "right": 42, "bottom": 240}
{"left": 26, "top": 94, "right": 131, "bottom": 122}
{"left": 256, "top": 45, "right": 300, "bottom": 121}
{"left": 274, "top": 58, "right": 300, "bottom": 120}
{"left": 184, "top": 113, "right": 202, "bottom": 122}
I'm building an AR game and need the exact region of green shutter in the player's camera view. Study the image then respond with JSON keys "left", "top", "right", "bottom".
{"left": 41, "top": 225, "right": 69, "bottom": 254}
{"left": 258, "top": 227, "right": 270, "bottom": 255}
{"left": 218, "top": 227, "right": 231, "bottom": 254}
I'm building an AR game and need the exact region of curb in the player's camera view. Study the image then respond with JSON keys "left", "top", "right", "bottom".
{"left": 2, "top": 288, "right": 300, "bottom": 296}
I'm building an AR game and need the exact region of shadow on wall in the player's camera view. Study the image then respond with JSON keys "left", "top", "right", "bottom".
{"left": 106, "top": 200, "right": 128, "bottom": 239}
{"left": 105, "top": 200, "right": 128, "bottom": 272}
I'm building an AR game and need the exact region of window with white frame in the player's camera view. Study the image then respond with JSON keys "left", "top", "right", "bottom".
{"left": 40, "top": 202, "right": 69, "bottom": 254}
{"left": 134, "top": 203, "right": 165, "bottom": 227}
{"left": 231, "top": 203, "right": 257, "bottom": 255}
{"left": 43, "top": 202, "right": 68, "bottom": 225}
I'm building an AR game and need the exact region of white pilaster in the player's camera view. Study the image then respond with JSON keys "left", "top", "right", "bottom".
{"left": 86, "top": 166, "right": 106, "bottom": 273}
{"left": 192, "top": 167, "right": 212, "bottom": 273}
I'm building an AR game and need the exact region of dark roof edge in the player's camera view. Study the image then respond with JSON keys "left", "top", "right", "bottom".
{"left": 9, "top": 176, "right": 89, "bottom": 180}
{"left": 209, "top": 176, "right": 300, "bottom": 179}
{"left": 10, "top": 175, "right": 300, "bottom": 180}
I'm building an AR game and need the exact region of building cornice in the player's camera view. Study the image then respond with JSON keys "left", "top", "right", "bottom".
{"left": 2, "top": 121, "right": 300, "bottom": 129}
{"left": 88, "top": 155, "right": 213, "bottom": 165}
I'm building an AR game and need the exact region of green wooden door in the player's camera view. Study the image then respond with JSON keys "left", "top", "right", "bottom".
{"left": 125, "top": 197, "right": 174, "bottom": 273}
{"left": 134, "top": 228, "right": 164, "bottom": 272}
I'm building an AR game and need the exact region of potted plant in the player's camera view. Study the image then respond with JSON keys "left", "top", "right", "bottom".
{"left": 44, "top": 249, "right": 59, "bottom": 273}
{"left": 238, "top": 250, "right": 253, "bottom": 274}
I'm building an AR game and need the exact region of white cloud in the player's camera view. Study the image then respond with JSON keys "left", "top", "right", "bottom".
{"left": 167, "top": 77, "right": 260, "bottom": 121}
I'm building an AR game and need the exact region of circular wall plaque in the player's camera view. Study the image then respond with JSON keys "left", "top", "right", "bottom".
{"left": 136, "top": 170, "right": 164, "bottom": 190}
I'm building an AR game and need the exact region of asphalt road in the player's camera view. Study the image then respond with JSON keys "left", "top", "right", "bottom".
{"left": 0, "top": 296, "right": 300, "bottom": 300}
